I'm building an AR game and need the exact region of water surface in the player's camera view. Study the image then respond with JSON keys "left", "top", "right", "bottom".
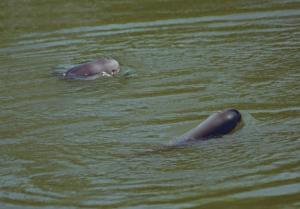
{"left": 1, "top": 0, "right": 300, "bottom": 208}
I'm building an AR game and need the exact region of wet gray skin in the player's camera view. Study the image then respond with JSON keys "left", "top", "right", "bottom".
{"left": 170, "top": 109, "right": 242, "bottom": 146}
{"left": 63, "top": 58, "right": 120, "bottom": 80}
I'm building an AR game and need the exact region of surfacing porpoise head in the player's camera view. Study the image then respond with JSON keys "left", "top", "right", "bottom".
{"left": 171, "top": 109, "right": 242, "bottom": 145}
{"left": 206, "top": 108, "right": 242, "bottom": 136}
{"left": 63, "top": 58, "right": 120, "bottom": 80}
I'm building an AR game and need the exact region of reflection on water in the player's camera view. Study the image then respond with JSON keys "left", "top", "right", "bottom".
{"left": 0, "top": 0, "right": 300, "bottom": 208}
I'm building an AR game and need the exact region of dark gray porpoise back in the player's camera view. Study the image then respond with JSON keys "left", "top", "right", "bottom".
{"left": 63, "top": 58, "right": 120, "bottom": 79}
{"left": 170, "top": 109, "right": 242, "bottom": 146}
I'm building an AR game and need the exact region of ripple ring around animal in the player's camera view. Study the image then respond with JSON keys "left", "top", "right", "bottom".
{"left": 169, "top": 108, "right": 243, "bottom": 146}
{"left": 63, "top": 58, "right": 120, "bottom": 80}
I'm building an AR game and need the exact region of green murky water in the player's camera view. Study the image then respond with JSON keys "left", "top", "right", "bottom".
{"left": 1, "top": 0, "right": 300, "bottom": 208}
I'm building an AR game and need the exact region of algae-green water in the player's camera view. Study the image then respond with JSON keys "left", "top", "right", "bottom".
{"left": 0, "top": 0, "right": 300, "bottom": 208}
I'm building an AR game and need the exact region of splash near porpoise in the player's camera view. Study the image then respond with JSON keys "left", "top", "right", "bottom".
{"left": 63, "top": 58, "right": 120, "bottom": 80}
{"left": 169, "top": 109, "right": 243, "bottom": 146}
